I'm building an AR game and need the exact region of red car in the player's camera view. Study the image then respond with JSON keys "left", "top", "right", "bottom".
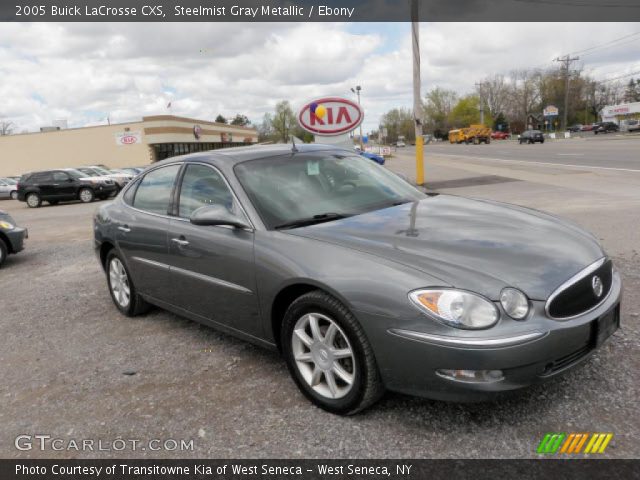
{"left": 491, "top": 131, "right": 510, "bottom": 140}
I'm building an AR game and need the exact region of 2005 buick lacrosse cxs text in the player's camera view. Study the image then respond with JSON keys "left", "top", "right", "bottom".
{"left": 93, "top": 144, "right": 621, "bottom": 415}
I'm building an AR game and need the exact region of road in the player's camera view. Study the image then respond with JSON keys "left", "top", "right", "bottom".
{"left": 418, "top": 135, "right": 640, "bottom": 172}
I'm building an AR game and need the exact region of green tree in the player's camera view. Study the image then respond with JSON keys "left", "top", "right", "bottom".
{"left": 214, "top": 114, "right": 227, "bottom": 124}
{"left": 423, "top": 87, "right": 457, "bottom": 138}
{"left": 449, "top": 95, "right": 492, "bottom": 128}
{"left": 271, "top": 100, "right": 297, "bottom": 143}
{"left": 230, "top": 114, "right": 250, "bottom": 126}
{"left": 380, "top": 108, "right": 415, "bottom": 142}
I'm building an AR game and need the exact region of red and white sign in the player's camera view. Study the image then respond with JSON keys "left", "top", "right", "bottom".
{"left": 298, "top": 97, "right": 364, "bottom": 136}
{"left": 115, "top": 131, "right": 142, "bottom": 146}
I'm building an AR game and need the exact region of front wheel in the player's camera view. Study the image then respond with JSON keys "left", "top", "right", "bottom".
{"left": 79, "top": 188, "right": 95, "bottom": 203}
{"left": 26, "top": 193, "right": 41, "bottom": 208}
{"left": 282, "top": 290, "right": 384, "bottom": 415}
{"left": 106, "top": 250, "right": 150, "bottom": 316}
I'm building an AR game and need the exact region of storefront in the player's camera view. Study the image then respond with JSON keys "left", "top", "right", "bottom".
{"left": 600, "top": 101, "right": 640, "bottom": 124}
{"left": 0, "top": 115, "right": 258, "bottom": 176}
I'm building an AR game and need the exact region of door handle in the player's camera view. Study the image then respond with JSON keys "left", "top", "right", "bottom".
{"left": 118, "top": 225, "right": 131, "bottom": 233}
{"left": 171, "top": 237, "right": 190, "bottom": 247}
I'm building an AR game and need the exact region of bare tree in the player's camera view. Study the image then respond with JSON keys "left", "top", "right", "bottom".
{"left": 477, "top": 74, "right": 508, "bottom": 117}
{"left": 0, "top": 119, "right": 15, "bottom": 136}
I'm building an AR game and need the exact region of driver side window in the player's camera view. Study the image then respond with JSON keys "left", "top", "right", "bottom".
{"left": 178, "top": 164, "right": 234, "bottom": 219}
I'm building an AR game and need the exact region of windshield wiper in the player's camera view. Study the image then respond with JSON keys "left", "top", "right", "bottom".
{"left": 274, "top": 213, "right": 350, "bottom": 230}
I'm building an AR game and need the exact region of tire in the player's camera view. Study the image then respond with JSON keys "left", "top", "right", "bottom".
{"left": 281, "top": 290, "right": 384, "bottom": 415}
{"left": 10, "top": 191, "right": 17, "bottom": 200}
{"left": 0, "top": 238, "right": 7, "bottom": 268}
{"left": 105, "top": 249, "right": 150, "bottom": 317}
{"left": 78, "top": 187, "right": 95, "bottom": 203}
{"left": 26, "top": 192, "right": 42, "bottom": 208}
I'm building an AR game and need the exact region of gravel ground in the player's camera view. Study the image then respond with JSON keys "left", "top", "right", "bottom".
{"left": 0, "top": 187, "right": 638, "bottom": 459}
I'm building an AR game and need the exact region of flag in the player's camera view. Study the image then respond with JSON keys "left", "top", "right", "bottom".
{"left": 166, "top": 101, "right": 172, "bottom": 109}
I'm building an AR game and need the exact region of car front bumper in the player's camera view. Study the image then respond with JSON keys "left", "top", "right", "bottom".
{"left": 357, "top": 271, "right": 622, "bottom": 402}
{"left": 4, "top": 226, "right": 28, "bottom": 253}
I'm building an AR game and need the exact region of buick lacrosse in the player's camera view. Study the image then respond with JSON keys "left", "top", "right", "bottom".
{"left": 94, "top": 144, "right": 621, "bottom": 414}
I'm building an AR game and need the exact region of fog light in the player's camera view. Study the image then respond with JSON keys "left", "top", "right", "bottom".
{"left": 436, "top": 369, "right": 504, "bottom": 383}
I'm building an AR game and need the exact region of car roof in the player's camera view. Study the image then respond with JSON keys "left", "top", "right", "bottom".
{"left": 150, "top": 143, "right": 353, "bottom": 169}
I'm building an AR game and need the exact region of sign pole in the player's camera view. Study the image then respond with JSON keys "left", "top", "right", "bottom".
{"left": 411, "top": 1, "right": 424, "bottom": 186}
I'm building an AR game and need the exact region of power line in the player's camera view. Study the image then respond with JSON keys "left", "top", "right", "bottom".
{"left": 597, "top": 70, "right": 640, "bottom": 83}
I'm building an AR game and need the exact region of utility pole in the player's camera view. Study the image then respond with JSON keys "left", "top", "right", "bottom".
{"left": 351, "top": 86, "right": 364, "bottom": 149}
{"left": 411, "top": 0, "right": 424, "bottom": 185}
{"left": 475, "top": 82, "right": 486, "bottom": 125}
{"left": 555, "top": 55, "right": 579, "bottom": 131}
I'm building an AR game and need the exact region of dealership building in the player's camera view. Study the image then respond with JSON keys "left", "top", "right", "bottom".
{"left": 600, "top": 101, "right": 640, "bottom": 124}
{"left": 0, "top": 115, "right": 258, "bottom": 177}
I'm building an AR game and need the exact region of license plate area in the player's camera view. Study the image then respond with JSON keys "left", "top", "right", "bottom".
{"left": 592, "top": 304, "right": 620, "bottom": 347}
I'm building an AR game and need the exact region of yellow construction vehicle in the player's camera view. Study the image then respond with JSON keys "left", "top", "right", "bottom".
{"left": 448, "top": 124, "right": 492, "bottom": 144}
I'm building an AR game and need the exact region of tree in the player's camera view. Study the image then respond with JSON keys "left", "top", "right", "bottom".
{"left": 271, "top": 100, "right": 297, "bottom": 143}
{"left": 0, "top": 119, "right": 15, "bottom": 136}
{"left": 449, "top": 95, "right": 493, "bottom": 128}
{"left": 214, "top": 114, "right": 227, "bottom": 124}
{"left": 257, "top": 113, "right": 274, "bottom": 142}
{"left": 422, "top": 87, "right": 457, "bottom": 138}
{"left": 624, "top": 78, "right": 640, "bottom": 103}
{"left": 230, "top": 114, "right": 250, "bottom": 126}
{"left": 380, "top": 108, "right": 415, "bottom": 142}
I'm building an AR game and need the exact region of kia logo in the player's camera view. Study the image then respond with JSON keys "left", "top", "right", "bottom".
{"left": 121, "top": 135, "right": 137, "bottom": 144}
{"left": 298, "top": 97, "right": 364, "bottom": 136}
{"left": 592, "top": 276, "right": 604, "bottom": 298}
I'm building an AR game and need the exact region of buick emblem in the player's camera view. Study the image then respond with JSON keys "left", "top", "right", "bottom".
{"left": 592, "top": 276, "right": 604, "bottom": 298}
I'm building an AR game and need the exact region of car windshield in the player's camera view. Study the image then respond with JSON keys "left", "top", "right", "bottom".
{"left": 92, "top": 167, "right": 112, "bottom": 175}
{"left": 234, "top": 152, "right": 425, "bottom": 230}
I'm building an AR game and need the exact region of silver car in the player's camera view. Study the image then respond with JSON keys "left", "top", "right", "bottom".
{"left": 93, "top": 144, "right": 621, "bottom": 415}
{"left": 0, "top": 178, "right": 19, "bottom": 200}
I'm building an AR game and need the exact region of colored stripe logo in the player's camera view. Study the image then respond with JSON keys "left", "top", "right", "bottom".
{"left": 537, "top": 433, "right": 613, "bottom": 454}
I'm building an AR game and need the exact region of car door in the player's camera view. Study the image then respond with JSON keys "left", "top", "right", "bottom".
{"left": 166, "top": 163, "right": 260, "bottom": 336}
{"left": 51, "top": 171, "right": 77, "bottom": 199}
{"left": 0, "top": 180, "right": 9, "bottom": 198}
{"left": 114, "top": 164, "right": 181, "bottom": 302}
{"left": 33, "top": 172, "right": 58, "bottom": 199}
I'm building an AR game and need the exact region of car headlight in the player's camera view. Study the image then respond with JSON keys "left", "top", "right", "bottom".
{"left": 500, "top": 288, "right": 530, "bottom": 320}
{"left": 409, "top": 289, "right": 499, "bottom": 329}
{"left": 0, "top": 221, "right": 15, "bottom": 230}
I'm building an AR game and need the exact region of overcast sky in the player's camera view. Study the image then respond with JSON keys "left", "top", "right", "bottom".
{"left": 0, "top": 22, "right": 639, "bottom": 134}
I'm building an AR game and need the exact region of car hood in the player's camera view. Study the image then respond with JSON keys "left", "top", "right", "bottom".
{"left": 287, "top": 195, "right": 604, "bottom": 300}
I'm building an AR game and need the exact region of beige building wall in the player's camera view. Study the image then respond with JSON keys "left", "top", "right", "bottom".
{"left": 0, "top": 115, "right": 258, "bottom": 177}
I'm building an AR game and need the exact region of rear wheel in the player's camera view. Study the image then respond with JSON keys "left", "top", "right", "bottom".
{"left": 106, "top": 250, "right": 150, "bottom": 316}
{"left": 26, "top": 193, "right": 41, "bottom": 208}
{"left": 10, "top": 191, "right": 17, "bottom": 200}
{"left": 0, "top": 238, "right": 7, "bottom": 267}
{"left": 79, "top": 188, "right": 95, "bottom": 203}
{"left": 282, "top": 290, "right": 384, "bottom": 415}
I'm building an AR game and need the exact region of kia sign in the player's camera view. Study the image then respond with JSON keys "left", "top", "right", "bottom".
{"left": 115, "top": 131, "right": 141, "bottom": 146}
{"left": 298, "top": 97, "right": 364, "bottom": 136}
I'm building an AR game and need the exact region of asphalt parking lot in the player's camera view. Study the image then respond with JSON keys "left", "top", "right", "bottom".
{"left": 1, "top": 136, "right": 639, "bottom": 459}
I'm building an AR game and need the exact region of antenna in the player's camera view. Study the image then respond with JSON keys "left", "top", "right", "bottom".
{"left": 291, "top": 135, "right": 298, "bottom": 153}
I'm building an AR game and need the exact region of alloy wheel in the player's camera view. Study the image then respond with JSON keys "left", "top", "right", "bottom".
{"left": 109, "top": 257, "right": 131, "bottom": 308}
{"left": 26, "top": 194, "right": 39, "bottom": 208}
{"left": 80, "top": 189, "right": 93, "bottom": 203}
{"left": 291, "top": 312, "right": 356, "bottom": 400}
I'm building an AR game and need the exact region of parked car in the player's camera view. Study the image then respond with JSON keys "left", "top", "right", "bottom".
{"left": 94, "top": 144, "right": 621, "bottom": 414}
{"left": 581, "top": 124, "right": 596, "bottom": 132}
{"left": 567, "top": 124, "right": 583, "bottom": 133}
{"left": 518, "top": 130, "right": 545, "bottom": 144}
{"left": 17, "top": 169, "right": 117, "bottom": 208}
{"left": 593, "top": 122, "right": 619, "bottom": 134}
{"left": 628, "top": 119, "right": 640, "bottom": 133}
{"left": 0, "top": 209, "right": 27, "bottom": 267}
{"left": 491, "top": 131, "right": 510, "bottom": 140}
{"left": 77, "top": 166, "right": 133, "bottom": 191}
{"left": 0, "top": 178, "right": 19, "bottom": 200}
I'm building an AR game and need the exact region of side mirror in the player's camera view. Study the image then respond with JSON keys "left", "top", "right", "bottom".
{"left": 190, "top": 204, "right": 250, "bottom": 229}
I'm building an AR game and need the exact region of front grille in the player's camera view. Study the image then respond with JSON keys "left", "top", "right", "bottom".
{"left": 547, "top": 259, "right": 613, "bottom": 319}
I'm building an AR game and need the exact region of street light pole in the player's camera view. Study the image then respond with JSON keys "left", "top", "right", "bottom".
{"left": 351, "top": 86, "right": 364, "bottom": 149}
{"left": 411, "top": 0, "right": 424, "bottom": 185}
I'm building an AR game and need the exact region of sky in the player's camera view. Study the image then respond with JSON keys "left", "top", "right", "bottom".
{"left": 0, "top": 22, "right": 639, "bottom": 135}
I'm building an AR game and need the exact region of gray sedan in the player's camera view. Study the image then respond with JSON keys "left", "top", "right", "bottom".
{"left": 93, "top": 144, "right": 621, "bottom": 415}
